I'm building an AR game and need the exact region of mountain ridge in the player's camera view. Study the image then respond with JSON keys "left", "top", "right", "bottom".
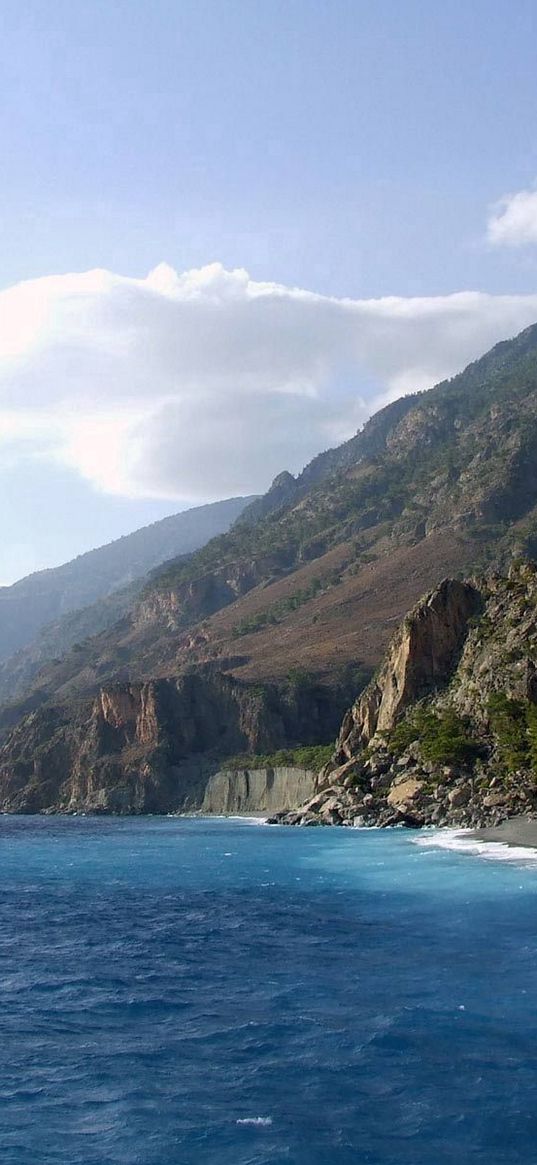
{"left": 0, "top": 494, "right": 255, "bottom": 695}
{"left": 2, "top": 322, "right": 537, "bottom": 812}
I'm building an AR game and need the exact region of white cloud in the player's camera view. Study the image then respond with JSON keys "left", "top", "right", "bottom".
{"left": 1, "top": 261, "right": 537, "bottom": 501}
{"left": 488, "top": 186, "right": 537, "bottom": 247}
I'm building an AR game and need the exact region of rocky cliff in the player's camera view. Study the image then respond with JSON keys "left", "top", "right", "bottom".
{"left": 0, "top": 669, "right": 344, "bottom": 815}
{"left": 272, "top": 563, "right": 537, "bottom": 829}
{"left": 201, "top": 766, "right": 318, "bottom": 815}
{"left": 334, "top": 579, "right": 482, "bottom": 753}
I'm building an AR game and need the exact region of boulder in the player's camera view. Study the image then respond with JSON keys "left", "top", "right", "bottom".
{"left": 448, "top": 784, "right": 471, "bottom": 808}
{"left": 387, "top": 777, "right": 424, "bottom": 807}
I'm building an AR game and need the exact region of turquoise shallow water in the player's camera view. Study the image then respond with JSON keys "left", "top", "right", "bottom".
{"left": 2, "top": 816, "right": 537, "bottom": 1164}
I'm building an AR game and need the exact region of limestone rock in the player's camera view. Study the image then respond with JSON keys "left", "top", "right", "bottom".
{"left": 201, "top": 766, "right": 317, "bottom": 815}
{"left": 335, "top": 578, "right": 482, "bottom": 761}
{"left": 387, "top": 778, "right": 424, "bottom": 808}
{"left": 448, "top": 785, "right": 470, "bottom": 808}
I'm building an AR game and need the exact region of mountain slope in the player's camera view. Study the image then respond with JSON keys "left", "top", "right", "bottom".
{"left": 0, "top": 494, "right": 255, "bottom": 668}
{"left": 26, "top": 317, "right": 537, "bottom": 704}
{"left": 2, "top": 322, "right": 537, "bottom": 811}
{"left": 237, "top": 391, "right": 420, "bottom": 527}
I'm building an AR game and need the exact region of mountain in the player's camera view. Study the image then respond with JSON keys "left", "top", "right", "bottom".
{"left": 2, "top": 321, "right": 537, "bottom": 812}
{"left": 0, "top": 495, "right": 255, "bottom": 693}
{"left": 272, "top": 561, "right": 537, "bottom": 829}
{"left": 236, "top": 391, "right": 420, "bottom": 528}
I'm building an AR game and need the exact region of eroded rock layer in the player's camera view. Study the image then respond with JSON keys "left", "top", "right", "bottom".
{"left": 201, "top": 766, "right": 318, "bottom": 815}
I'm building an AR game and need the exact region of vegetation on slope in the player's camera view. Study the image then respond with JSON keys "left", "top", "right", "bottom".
{"left": 225, "top": 743, "right": 334, "bottom": 773}
{"left": 4, "top": 322, "right": 537, "bottom": 775}
{"left": 149, "top": 322, "right": 537, "bottom": 599}
{"left": 386, "top": 706, "right": 482, "bottom": 767}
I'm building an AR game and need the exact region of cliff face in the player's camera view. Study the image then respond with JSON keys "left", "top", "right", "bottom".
{"left": 335, "top": 580, "right": 482, "bottom": 759}
{"left": 272, "top": 564, "right": 537, "bottom": 830}
{"left": 0, "top": 670, "right": 344, "bottom": 815}
{"left": 133, "top": 551, "right": 292, "bottom": 633}
{"left": 201, "top": 766, "right": 318, "bottom": 815}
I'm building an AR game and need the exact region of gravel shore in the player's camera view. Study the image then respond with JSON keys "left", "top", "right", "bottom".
{"left": 472, "top": 816, "right": 537, "bottom": 849}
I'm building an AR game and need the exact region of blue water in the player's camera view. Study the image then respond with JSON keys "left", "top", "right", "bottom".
{"left": 2, "top": 819, "right": 537, "bottom": 1165}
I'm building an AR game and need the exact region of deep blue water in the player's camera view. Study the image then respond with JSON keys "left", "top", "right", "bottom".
{"left": 2, "top": 818, "right": 537, "bottom": 1164}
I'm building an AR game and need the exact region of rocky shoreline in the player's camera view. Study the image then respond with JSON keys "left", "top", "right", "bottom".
{"left": 267, "top": 746, "right": 537, "bottom": 830}
{"left": 270, "top": 566, "right": 537, "bottom": 832}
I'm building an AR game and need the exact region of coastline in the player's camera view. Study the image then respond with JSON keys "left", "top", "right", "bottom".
{"left": 471, "top": 816, "right": 537, "bottom": 850}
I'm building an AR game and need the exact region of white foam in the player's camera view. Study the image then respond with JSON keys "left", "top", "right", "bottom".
{"left": 236, "top": 1116, "right": 273, "bottom": 1127}
{"left": 222, "top": 815, "right": 268, "bottom": 824}
{"left": 201, "top": 814, "right": 267, "bottom": 824}
{"left": 413, "top": 828, "right": 537, "bottom": 865}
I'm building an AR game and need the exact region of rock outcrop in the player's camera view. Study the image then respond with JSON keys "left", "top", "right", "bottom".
{"left": 333, "top": 579, "right": 482, "bottom": 760}
{"left": 271, "top": 564, "right": 537, "bottom": 830}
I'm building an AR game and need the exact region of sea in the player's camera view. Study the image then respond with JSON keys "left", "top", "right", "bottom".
{"left": 2, "top": 816, "right": 537, "bottom": 1165}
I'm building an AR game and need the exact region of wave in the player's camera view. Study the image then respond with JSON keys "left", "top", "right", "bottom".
{"left": 227, "top": 815, "right": 267, "bottom": 825}
{"left": 413, "top": 828, "right": 537, "bottom": 865}
{"left": 236, "top": 1116, "right": 273, "bottom": 1127}
{"left": 200, "top": 814, "right": 268, "bottom": 825}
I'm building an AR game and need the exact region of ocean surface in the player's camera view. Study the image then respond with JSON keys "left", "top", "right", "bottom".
{"left": 2, "top": 818, "right": 537, "bottom": 1165}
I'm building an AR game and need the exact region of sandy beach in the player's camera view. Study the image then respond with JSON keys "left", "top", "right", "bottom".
{"left": 472, "top": 816, "right": 537, "bottom": 849}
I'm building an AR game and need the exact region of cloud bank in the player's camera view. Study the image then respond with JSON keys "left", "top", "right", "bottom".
{"left": 2, "top": 261, "right": 537, "bottom": 501}
{"left": 488, "top": 185, "right": 537, "bottom": 246}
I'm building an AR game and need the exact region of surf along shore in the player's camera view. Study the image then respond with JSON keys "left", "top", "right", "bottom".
{"left": 472, "top": 816, "right": 537, "bottom": 849}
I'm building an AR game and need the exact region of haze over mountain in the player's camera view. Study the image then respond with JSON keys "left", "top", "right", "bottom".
{"left": 0, "top": 495, "right": 254, "bottom": 666}
{"left": 2, "top": 322, "right": 537, "bottom": 813}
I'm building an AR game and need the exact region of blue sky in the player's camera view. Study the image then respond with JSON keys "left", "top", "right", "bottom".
{"left": 1, "top": 0, "right": 537, "bottom": 582}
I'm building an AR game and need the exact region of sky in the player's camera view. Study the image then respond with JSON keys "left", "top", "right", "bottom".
{"left": 1, "top": 0, "right": 537, "bottom": 584}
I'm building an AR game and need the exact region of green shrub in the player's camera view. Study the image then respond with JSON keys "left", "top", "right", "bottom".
{"left": 225, "top": 743, "right": 333, "bottom": 773}
{"left": 419, "top": 708, "right": 482, "bottom": 765}
{"left": 487, "top": 693, "right": 529, "bottom": 771}
{"left": 388, "top": 706, "right": 481, "bottom": 766}
{"left": 487, "top": 692, "right": 537, "bottom": 773}
{"left": 526, "top": 702, "right": 537, "bottom": 773}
